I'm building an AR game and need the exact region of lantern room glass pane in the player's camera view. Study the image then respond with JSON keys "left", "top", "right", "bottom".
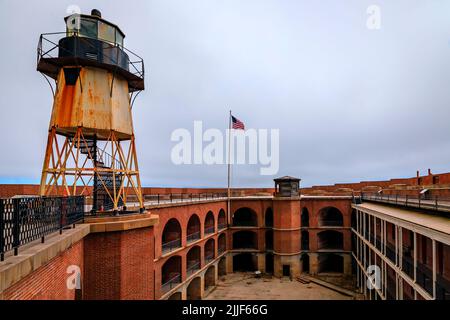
{"left": 79, "top": 18, "right": 98, "bottom": 39}
{"left": 66, "top": 15, "right": 80, "bottom": 36}
{"left": 98, "top": 21, "right": 115, "bottom": 44}
{"left": 115, "top": 31, "right": 124, "bottom": 47}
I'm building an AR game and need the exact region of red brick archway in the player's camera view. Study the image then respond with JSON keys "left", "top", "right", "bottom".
{"left": 232, "top": 207, "right": 258, "bottom": 226}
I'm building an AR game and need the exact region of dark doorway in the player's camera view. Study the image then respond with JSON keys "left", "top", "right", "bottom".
{"left": 282, "top": 265, "right": 290, "bottom": 277}
{"left": 301, "top": 254, "right": 310, "bottom": 273}
{"left": 301, "top": 230, "right": 309, "bottom": 250}
{"left": 265, "top": 254, "right": 274, "bottom": 274}
{"left": 265, "top": 230, "right": 273, "bottom": 250}
{"left": 233, "top": 231, "right": 258, "bottom": 249}
{"left": 301, "top": 207, "right": 309, "bottom": 227}
{"left": 318, "top": 253, "right": 343, "bottom": 273}
{"left": 265, "top": 208, "right": 273, "bottom": 227}
{"left": 233, "top": 253, "right": 257, "bottom": 272}
{"left": 317, "top": 230, "right": 343, "bottom": 250}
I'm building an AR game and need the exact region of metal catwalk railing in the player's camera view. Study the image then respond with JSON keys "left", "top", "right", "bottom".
{"left": 218, "top": 223, "right": 227, "bottom": 230}
{"left": 143, "top": 193, "right": 228, "bottom": 206}
{"left": 187, "top": 261, "right": 200, "bottom": 276}
{"left": 359, "top": 194, "right": 450, "bottom": 213}
{"left": 186, "top": 231, "right": 200, "bottom": 243}
{"left": 162, "top": 238, "right": 182, "bottom": 254}
{"left": 161, "top": 273, "right": 181, "bottom": 293}
{"left": 205, "top": 253, "right": 215, "bottom": 264}
{"left": 204, "top": 226, "right": 215, "bottom": 235}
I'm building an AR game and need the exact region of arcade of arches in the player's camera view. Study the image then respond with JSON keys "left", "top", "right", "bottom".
{"left": 158, "top": 199, "right": 353, "bottom": 300}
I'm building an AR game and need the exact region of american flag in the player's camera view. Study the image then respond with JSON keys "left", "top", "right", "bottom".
{"left": 231, "top": 115, "right": 245, "bottom": 130}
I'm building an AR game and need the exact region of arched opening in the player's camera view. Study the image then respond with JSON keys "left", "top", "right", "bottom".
{"left": 301, "top": 207, "right": 309, "bottom": 227}
{"left": 204, "top": 238, "right": 215, "bottom": 264}
{"left": 265, "top": 230, "right": 273, "bottom": 250}
{"left": 301, "top": 230, "right": 309, "bottom": 250}
{"left": 186, "top": 277, "right": 202, "bottom": 300}
{"left": 232, "top": 207, "right": 257, "bottom": 226}
{"left": 204, "top": 265, "right": 216, "bottom": 291}
{"left": 186, "top": 246, "right": 201, "bottom": 277}
{"left": 204, "top": 211, "right": 215, "bottom": 235}
{"left": 218, "top": 257, "right": 227, "bottom": 276}
{"left": 265, "top": 208, "right": 273, "bottom": 227}
{"left": 187, "top": 214, "right": 201, "bottom": 243}
{"left": 161, "top": 255, "right": 182, "bottom": 293}
{"left": 218, "top": 209, "right": 227, "bottom": 230}
{"left": 265, "top": 253, "right": 274, "bottom": 274}
{"left": 233, "top": 231, "right": 258, "bottom": 249}
{"left": 162, "top": 219, "right": 182, "bottom": 254}
{"left": 168, "top": 292, "right": 182, "bottom": 300}
{"left": 351, "top": 209, "right": 356, "bottom": 230}
{"left": 301, "top": 253, "right": 310, "bottom": 273}
{"left": 233, "top": 253, "right": 257, "bottom": 272}
{"left": 318, "top": 207, "right": 343, "bottom": 227}
{"left": 318, "top": 253, "right": 343, "bottom": 273}
{"left": 218, "top": 233, "right": 226, "bottom": 254}
{"left": 317, "top": 230, "right": 343, "bottom": 250}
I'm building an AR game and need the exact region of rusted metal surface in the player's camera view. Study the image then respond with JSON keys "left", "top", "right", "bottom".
{"left": 50, "top": 67, "right": 133, "bottom": 140}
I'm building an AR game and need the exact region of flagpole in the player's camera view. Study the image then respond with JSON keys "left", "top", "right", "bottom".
{"left": 227, "top": 110, "right": 232, "bottom": 226}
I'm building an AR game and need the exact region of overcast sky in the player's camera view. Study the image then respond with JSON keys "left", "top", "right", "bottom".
{"left": 1, "top": 0, "right": 450, "bottom": 188}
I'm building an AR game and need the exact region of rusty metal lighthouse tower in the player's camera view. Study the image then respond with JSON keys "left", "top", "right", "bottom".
{"left": 37, "top": 9, "right": 145, "bottom": 213}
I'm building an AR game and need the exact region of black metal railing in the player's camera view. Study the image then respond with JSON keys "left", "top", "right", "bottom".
{"left": 187, "top": 231, "right": 200, "bottom": 243}
{"left": 187, "top": 261, "right": 200, "bottom": 277}
{"left": 143, "top": 192, "right": 228, "bottom": 205}
{"left": 204, "top": 226, "right": 215, "bottom": 235}
{"left": 352, "top": 196, "right": 362, "bottom": 204}
{"left": 161, "top": 273, "right": 181, "bottom": 293}
{"left": 205, "top": 253, "right": 215, "bottom": 264}
{"left": 361, "top": 193, "right": 450, "bottom": 214}
{"left": 162, "top": 238, "right": 182, "bottom": 254}
{"left": 218, "top": 246, "right": 226, "bottom": 254}
{"left": 0, "top": 196, "right": 85, "bottom": 261}
{"left": 37, "top": 32, "right": 144, "bottom": 91}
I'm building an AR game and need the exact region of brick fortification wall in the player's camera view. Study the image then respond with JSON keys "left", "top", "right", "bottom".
{"left": 301, "top": 171, "right": 450, "bottom": 195}
{"left": 83, "top": 227, "right": 154, "bottom": 300}
{"left": 2, "top": 240, "right": 84, "bottom": 300}
{"left": 0, "top": 215, "right": 157, "bottom": 300}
